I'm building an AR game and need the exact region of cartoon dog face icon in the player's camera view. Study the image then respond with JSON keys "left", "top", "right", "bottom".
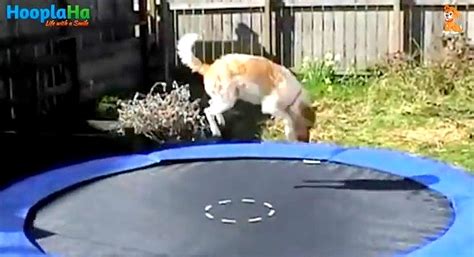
{"left": 443, "top": 5, "right": 463, "bottom": 33}
{"left": 444, "top": 5, "right": 460, "bottom": 22}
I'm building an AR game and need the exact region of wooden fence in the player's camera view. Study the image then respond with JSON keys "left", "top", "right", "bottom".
{"left": 156, "top": 0, "right": 474, "bottom": 72}
{"left": 0, "top": 0, "right": 145, "bottom": 130}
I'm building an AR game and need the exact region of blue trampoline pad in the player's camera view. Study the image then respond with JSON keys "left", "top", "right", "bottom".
{"left": 0, "top": 142, "right": 473, "bottom": 257}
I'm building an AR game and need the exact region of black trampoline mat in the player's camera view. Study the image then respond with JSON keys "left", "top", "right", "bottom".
{"left": 30, "top": 159, "right": 453, "bottom": 257}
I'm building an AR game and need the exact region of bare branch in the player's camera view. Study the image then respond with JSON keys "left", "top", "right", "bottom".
{"left": 116, "top": 81, "right": 208, "bottom": 143}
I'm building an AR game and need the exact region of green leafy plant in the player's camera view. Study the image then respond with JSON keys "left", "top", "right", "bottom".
{"left": 297, "top": 53, "right": 339, "bottom": 98}
{"left": 97, "top": 95, "right": 121, "bottom": 119}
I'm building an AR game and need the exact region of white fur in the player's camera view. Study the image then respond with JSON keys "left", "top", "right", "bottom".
{"left": 177, "top": 33, "right": 200, "bottom": 69}
{"left": 177, "top": 33, "right": 313, "bottom": 141}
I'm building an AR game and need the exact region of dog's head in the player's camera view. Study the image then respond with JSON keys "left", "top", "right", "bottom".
{"left": 444, "top": 5, "right": 461, "bottom": 22}
{"left": 293, "top": 102, "right": 316, "bottom": 143}
{"left": 295, "top": 127, "right": 311, "bottom": 142}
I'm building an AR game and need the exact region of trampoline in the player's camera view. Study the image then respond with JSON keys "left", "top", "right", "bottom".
{"left": 1, "top": 142, "right": 473, "bottom": 257}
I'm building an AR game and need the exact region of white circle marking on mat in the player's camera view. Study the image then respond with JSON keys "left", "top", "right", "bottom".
{"left": 204, "top": 198, "right": 276, "bottom": 224}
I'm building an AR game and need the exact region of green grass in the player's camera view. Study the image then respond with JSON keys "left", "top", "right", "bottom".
{"left": 262, "top": 54, "right": 474, "bottom": 172}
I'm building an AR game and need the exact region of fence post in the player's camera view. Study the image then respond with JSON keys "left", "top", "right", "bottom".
{"left": 139, "top": 0, "right": 149, "bottom": 89}
{"left": 390, "top": 0, "right": 402, "bottom": 53}
{"left": 159, "top": 0, "right": 172, "bottom": 88}
{"left": 59, "top": 37, "right": 80, "bottom": 116}
{"left": 263, "top": 0, "right": 273, "bottom": 58}
{"left": 57, "top": 0, "right": 68, "bottom": 35}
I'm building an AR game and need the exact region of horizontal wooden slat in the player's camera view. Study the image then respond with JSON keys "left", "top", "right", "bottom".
{"left": 79, "top": 42, "right": 141, "bottom": 80}
{"left": 0, "top": 20, "right": 138, "bottom": 49}
{"left": 0, "top": 32, "right": 66, "bottom": 49}
{"left": 74, "top": 19, "right": 140, "bottom": 30}
{"left": 80, "top": 73, "right": 140, "bottom": 101}
{"left": 22, "top": 55, "right": 70, "bottom": 68}
{"left": 283, "top": 0, "right": 395, "bottom": 7}
{"left": 411, "top": 0, "right": 473, "bottom": 5}
{"left": 161, "top": 0, "right": 474, "bottom": 11}
{"left": 44, "top": 83, "right": 73, "bottom": 96}
{"left": 0, "top": 63, "right": 41, "bottom": 77}
{"left": 163, "top": 0, "right": 473, "bottom": 11}
{"left": 89, "top": 63, "right": 141, "bottom": 83}
{"left": 0, "top": 99, "right": 13, "bottom": 107}
{"left": 166, "top": 0, "right": 397, "bottom": 10}
{"left": 77, "top": 39, "right": 140, "bottom": 62}
{"left": 169, "top": 1, "right": 265, "bottom": 11}
{"left": 0, "top": 98, "right": 29, "bottom": 106}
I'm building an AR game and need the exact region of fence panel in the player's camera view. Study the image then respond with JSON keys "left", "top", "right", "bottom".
{"left": 158, "top": 0, "right": 472, "bottom": 73}
{"left": 415, "top": 2, "right": 474, "bottom": 62}
{"left": 169, "top": 0, "right": 267, "bottom": 66}
{"left": 270, "top": 0, "right": 399, "bottom": 70}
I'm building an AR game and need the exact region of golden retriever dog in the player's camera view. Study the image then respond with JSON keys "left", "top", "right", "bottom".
{"left": 176, "top": 33, "right": 315, "bottom": 142}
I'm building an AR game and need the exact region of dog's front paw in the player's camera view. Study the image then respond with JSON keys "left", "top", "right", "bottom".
{"left": 215, "top": 114, "right": 226, "bottom": 126}
{"left": 209, "top": 125, "right": 222, "bottom": 138}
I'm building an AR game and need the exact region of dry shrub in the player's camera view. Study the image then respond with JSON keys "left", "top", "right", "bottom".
{"left": 116, "top": 81, "right": 208, "bottom": 142}
{"left": 440, "top": 32, "right": 473, "bottom": 64}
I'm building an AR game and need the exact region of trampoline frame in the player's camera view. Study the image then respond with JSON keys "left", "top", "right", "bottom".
{"left": 0, "top": 141, "right": 473, "bottom": 257}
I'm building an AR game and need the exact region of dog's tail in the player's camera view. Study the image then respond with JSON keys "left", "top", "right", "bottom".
{"left": 177, "top": 33, "right": 210, "bottom": 75}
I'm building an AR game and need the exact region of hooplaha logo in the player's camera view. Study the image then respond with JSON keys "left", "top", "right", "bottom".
{"left": 6, "top": 4, "right": 91, "bottom": 27}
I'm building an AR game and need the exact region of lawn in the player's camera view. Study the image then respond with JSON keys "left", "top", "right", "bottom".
{"left": 262, "top": 53, "right": 474, "bottom": 172}
{"left": 105, "top": 38, "right": 473, "bottom": 172}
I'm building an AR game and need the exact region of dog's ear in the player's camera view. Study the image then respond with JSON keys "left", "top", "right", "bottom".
{"left": 453, "top": 7, "right": 461, "bottom": 18}
{"left": 444, "top": 5, "right": 450, "bottom": 12}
